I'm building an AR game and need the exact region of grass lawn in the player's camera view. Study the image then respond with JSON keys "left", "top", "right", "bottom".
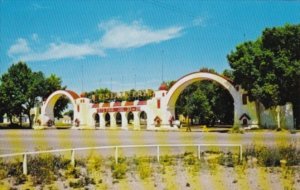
{"left": 0, "top": 145, "right": 299, "bottom": 190}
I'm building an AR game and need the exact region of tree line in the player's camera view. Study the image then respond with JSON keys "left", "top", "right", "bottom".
{"left": 85, "top": 88, "right": 154, "bottom": 103}
{"left": 0, "top": 62, "right": 67, "bottom": 128}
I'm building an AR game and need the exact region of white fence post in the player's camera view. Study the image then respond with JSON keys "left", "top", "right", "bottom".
{"left": 71, "top": 149, "right": 75, "bottom": 167}
{"left": 156, "top": 145, "right": 160, "bottom": 162}
{"left": 23, "top": 154, "right": 27, "bottom": 175}
{"left": 115, "top": 146, "right": 118, "bottom": 164}
{"left": 197, "top": 145, "right": 201, "bottom": 159}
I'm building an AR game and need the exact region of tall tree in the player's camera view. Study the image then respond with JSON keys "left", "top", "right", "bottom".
{"left": 0, "top": 62, "right": 32, "bottom": 125}
{"left": 0, "top": 62, "right": 67, "bottom": 127}
{"left": 227, "top": 24, "right": 300, "bottom": 127}
{"left": 23, "top": 71, "right": 46, "bottom": 127}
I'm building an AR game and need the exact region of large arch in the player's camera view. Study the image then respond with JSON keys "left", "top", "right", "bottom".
{"left": 164, "top": 72, "right": 243, "bottom": 126}
{"left": 41, "top": 90, "right": 79, "bottom": 126}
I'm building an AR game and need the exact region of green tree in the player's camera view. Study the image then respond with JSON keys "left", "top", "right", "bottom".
{"left": 0, "top": 85, "right": 6, "bottom": 123}
{"left": 23, "top": 71, "right": 46, "bottom": 127}
{"left": 227, "top": 24, "right": 300, "bottom": 127}
{"left": 64, "top": 110, "right": 74, "bottom": 120}
{"left": 86, "top": 88, "right": 112, "bottom": 103}
{"left": 176, "top": 79, "right": 234, "bottom": 126}
{"left": 0, "top": 62, "right": 32, "bottom": 126}
{"left": 0, "top": 62, "right": 67, "bottom": 127}
{"left": 184, "top": 87, "right": 211, "bottom": 125}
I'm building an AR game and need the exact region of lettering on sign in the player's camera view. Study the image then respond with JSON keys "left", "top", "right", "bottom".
{"left": 97, "top": 107, "right": 141, "bottom": 113}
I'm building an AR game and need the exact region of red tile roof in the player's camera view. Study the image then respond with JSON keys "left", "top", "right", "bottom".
{"left": 125, "top": 101, "right": 134, "bottom": 106}
{"left": 113, "top": 102, "right": 122, "bottom": 107}
{"left": 102, "top": 103, "right": 110, "bottom": 107}
{"left": 65, "top": 90, "right": 80, "bottom": 99}
{"left": 92, "top": 104, "right": 99, "bottom": 108}
{"left": 138, "top": 101, "right": 147, "bottom": 105}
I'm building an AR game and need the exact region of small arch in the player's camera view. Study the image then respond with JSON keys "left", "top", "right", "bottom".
{"left": 140, "top": 111, "right": 147, "bottom": 129}
{"left": 116, "top": 112, "right": 122, "bottom": 127}
{"left": 93, "top": 113, "right": 100, "bottom": 127}
{"left": 127, "top": 112, "right": 134, "bottom": 125}
{"left": 104, "top": 113, "right": 110, "bottom": 127}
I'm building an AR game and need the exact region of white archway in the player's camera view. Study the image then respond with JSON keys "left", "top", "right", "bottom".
{"left": 41, "top": 90, "right": 79, "bottom": 126}
{"left": 163, "top": 72, "right": 243, "bottom": 126}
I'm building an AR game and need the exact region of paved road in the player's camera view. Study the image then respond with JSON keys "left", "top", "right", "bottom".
{"left": 0, "top": 129, "right": 299, "bottom": 156}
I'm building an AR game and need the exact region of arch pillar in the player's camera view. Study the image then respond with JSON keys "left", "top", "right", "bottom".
{"left": 121, "top": 112, "right": 128, "bottom": 129}
{"left": 233, "top": 101, "right": 241, "bottom": 127}
{"left": 110, "top": 112, "right": 117, "bottom": 128}
{"left": 133, "top": 111, "right": 140, "bottom": 130}
{"left": 99, "top": 113, "right": 106, "bottom": 129}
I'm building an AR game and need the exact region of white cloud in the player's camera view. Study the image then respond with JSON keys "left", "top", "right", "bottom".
{"left": 8, "top": 20, "right": 183, "bottom": 62}
{"left": 19, "top": 42, "right": 105, "bottom": 62}
{"left": 99, "top": 20, "right": 183, "bottom": 49}
{"left": 7, "top": 38, "right": 31, "bottom": 56}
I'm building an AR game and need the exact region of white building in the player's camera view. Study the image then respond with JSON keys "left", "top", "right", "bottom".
{"left": 36, "top": 71, "right": 294, "bottom": 130}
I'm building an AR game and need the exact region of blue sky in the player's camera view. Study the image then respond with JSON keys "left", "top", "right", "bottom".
{"left": 1, "top": 0, "right": 300, "bottom": 93}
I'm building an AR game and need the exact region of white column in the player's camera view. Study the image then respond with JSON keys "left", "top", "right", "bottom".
{"left": 233, "top": 101, "right": 240, "bottom": 127}
{"left": 133, "top": 111, "right": 140, "bottom": 130}
{"left": 276, "top": 106, "right": 281, "bottom": 129}
{"left": 110, "top": 112, "right": 117, "bottom": 128}
{"left": 99, "top": 113, "right": 106, "bottom": 129}
{"left": 121, "top": 112, "right": 128, "bottom": 129}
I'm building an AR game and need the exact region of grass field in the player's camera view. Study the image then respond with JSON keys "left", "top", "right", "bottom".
{"left": 0, "top": 145, "right": 299, "bottom": 190}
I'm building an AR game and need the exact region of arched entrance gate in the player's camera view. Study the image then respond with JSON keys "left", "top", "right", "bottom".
{"left": 39, "top": 72, "right": 258, "bottom": 129}
{"left": 41, "top": 90, "right": 79, "bottom": 126}
{"left": 161, "top": 72, "right": 258, "bottom": 127}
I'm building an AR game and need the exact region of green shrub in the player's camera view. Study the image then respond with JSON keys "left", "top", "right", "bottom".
{"left": 137, "top": 162, "right": 152, "bottom": 179}
{"left": 244, "top": 144, "right": 300, "bottom": 167}
{"left": 160, "top": 155, "right": 174, "bottom": 166}
{"left": 65, "top": 166, "right": 81, "bottom": 179}
{"left": 69, "top": 175, "right": 95, "bottom": 188}
{"left": 111, "top": 157, "right": 128, "bottom": 179}
{"left": 7, "top": 161, "right": 23, "bottom": 177}
{"left": 278, "top": 144, "right": 300, "bottom": 166}
{"left": 69, "top": 178, "right": 85, "bottom": 188}
{"left": 86, "top": 156, "right": 102, "bottom": 173}
{"left": 14, "top": 174, "right": 27, "bottom": 185}
{"left": 219, "top": 152, "right": 239, "bottom": 167}
{"left": 0, "top": 168, "right": 8, "bottom": 180}
{"left": 27, "top": 154, "right": 70, "bottom": 185}
{"left": 183, "top": 152, "right": 197, "bottom": 166}
{"left": 111, "top": 163, "right": 127, "bottom": 179}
